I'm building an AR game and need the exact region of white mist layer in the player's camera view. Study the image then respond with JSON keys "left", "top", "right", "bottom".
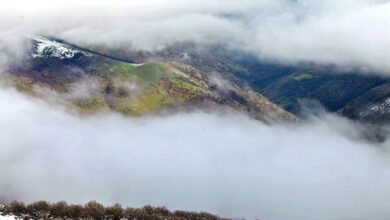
{"left": 0, "top": 88, "right": 389, "bottom": 220}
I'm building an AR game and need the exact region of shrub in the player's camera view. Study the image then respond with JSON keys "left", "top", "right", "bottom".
{"left": 8, "top": 201, "right": 26, "bottom": 214}
{"left": 26, "top": 201, "right": 50, "bottom": 218}
{"left": 68, "top": 204, "right": 83, "bottom": 219}
{"left": 50, "top": 201, "right": 68, "bottom": 218}
{"left": 84, "top": 201, "right": 105, "bottom": 219}
{"left": 105, "top": 203, "right": 123, "bottom": 220}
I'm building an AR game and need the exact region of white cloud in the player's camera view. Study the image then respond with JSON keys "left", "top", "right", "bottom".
{"left": 0, "top": 0, "right": 389, "bottom": 75}
{"left": 252, "top": 0, "right": 390, "bottom": 73}
{"left": 0, "top": 88, "right": 389, "bottom": 220}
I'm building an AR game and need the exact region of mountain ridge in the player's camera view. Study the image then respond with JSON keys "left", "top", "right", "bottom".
{"left": 3, "top": 36, "right": 295, "bottom": 122}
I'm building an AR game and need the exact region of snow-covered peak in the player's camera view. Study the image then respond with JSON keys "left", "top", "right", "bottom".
{"left": 32, "top": 36, "right": 89, "bottom": 59}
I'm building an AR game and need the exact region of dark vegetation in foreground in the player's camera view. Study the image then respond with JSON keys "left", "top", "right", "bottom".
{"left": 0, "top": 201, "right": 230, "bottom": 220}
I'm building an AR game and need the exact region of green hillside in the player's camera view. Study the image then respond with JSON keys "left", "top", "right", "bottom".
{"left": 7, "top": 38, "right": 295, "bottom": 122}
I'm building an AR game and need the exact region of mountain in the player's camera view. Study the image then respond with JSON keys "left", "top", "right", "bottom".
{"left": 4, "top": 36, "right": 295, "bottom": 122}
{"left": 82, "top": 43, "right": 390, "bottom": 124}
{"left": 6, "top": 36, "right": 389, "bottom": 124}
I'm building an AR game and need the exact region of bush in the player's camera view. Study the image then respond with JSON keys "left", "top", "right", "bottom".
{"left": 26, "top": 201, "right": 50, "bottom": 218}
{"left": 8, "top": 201, "right": 26, "bottom": 214}
{"left": 84, "top": 201, "right": 105, "bottom": 219}
{"left": 154, "top": 206, "right": 171, "bottom": 216}
{"left": 50, "top": 201, "right": 68, "bottom": 217}
{"left": 105, "top": 203, "right": 123, "bottom": 220}
{"left": 68, "top": 204, "right": 83, "bottom": 219}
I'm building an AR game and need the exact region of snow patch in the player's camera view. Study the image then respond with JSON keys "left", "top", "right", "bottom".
{"left": 32, "top": 36, "right": 89, "bottom": 59}
{"left": 0, "top": 214, "right": 19, "bottom": 220}
{"left": 360, "top": 97, "right": 390, "bottom": 117}
{"left": 131, "top": 63, "right": 144, "bottom": 67}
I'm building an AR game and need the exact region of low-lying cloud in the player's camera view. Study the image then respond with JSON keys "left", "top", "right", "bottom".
{"left": 0, "top": 88, "right": 389, "bottom": 220}
{"left": 0, "top": 0, "right": 390, "bottom": 75}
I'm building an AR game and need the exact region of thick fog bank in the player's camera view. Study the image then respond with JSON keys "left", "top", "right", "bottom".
{"left": 0, "top": 88, "right": 389, "bottom": 220}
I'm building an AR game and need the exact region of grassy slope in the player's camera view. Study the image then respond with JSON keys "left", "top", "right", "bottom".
{"left": 98, "top": 62, "right": 177, "bottom": 115}
{"left": 98, "top": 44, "right": 389, "bottom": 122}
{"left": 79, "top": 61, "right": 211, "bottom": 115}
{"left": 9, "top": 62, "right": 184, "bottom": 115}
{"left": 9, "top": 59, "right": 295, "bottom": 121}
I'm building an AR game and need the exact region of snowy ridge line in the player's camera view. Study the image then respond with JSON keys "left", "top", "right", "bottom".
{"left": 32, "top": 35, "right": 90, "bottom": 59}
{"left": 48, "top": 37, "right": 137, "bottom": 64}
{"left": 31, "top": 35, "right": 139, "bottom": 65}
